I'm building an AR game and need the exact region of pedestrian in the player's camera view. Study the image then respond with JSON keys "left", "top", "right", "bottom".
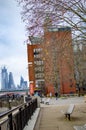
{"left": 55, "top": 92, "right": 58, "bottom": 100}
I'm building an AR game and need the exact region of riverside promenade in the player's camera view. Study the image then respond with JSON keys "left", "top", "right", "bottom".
{"left": 24, "top": 96, "right": 86, "bottom": 130}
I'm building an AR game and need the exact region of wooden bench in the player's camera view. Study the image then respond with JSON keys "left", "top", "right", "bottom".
{"left": 74, "top": 124, "right": 86, "bottom": 130}
{"left": 41, "top": 98, "right": 50, "bottom": 105}
{"left": 61, "top": 104, "right": 75, "bottom": 120}
{"left": 45, "top": 98, "right": 50, "bottom": 105}
{"left": 41, "top": 97, "right": 46, "bottom": 104}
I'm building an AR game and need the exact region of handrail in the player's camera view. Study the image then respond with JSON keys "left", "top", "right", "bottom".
{"left": 0, "top": 103, "right": 24, "bottom": 118}
{"left": 0, "top": 98, "right": 38, "bottom": 130}
{"left": 0, "top": 99, "right": 33, "bottom": 118}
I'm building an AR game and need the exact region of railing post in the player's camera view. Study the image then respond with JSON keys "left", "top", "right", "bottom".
{"left": 24, "top": 105, "right": 27, "bottom": 126}
{"left": 19, "top": 108, "right": 22, "bottom": 130}
{"left": 27, "top": 103, "right": 31, "bottom": 120}
{"left": 8, "top": 113, "right": 13, "bottom": 130}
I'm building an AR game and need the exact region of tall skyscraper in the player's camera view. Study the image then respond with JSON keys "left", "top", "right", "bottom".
{"left": 1, "top": 66, "right": 9, "bottom": 90}
{"left": 20, "top": 76, "right": 24, "bottom": 86}
{"left": 1, "top": 66, "right": 16, "bottom": 90}
{"left": 19, "top": 76, "right": 28, "bottom": 89}
{"left": 8, "top": 72, "right": 16, "bottom": 90}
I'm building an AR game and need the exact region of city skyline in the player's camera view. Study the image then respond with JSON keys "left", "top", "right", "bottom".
{"left": 0, "top": 0, "right": 28, "bottom": 89}
{"left": 0, "top": 66, "right": 28, "bottom": 91}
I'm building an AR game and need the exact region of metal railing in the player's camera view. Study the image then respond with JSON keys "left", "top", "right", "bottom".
{"left": 0, "top": 98, "right": 37, "bottom": 130}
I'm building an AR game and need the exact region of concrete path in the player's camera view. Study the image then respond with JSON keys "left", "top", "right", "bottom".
{"left": 41, "top": 96, "right": 85, "bottom": 107}
{"left": 23, "top": 96, "right": 86, "bottom": 130}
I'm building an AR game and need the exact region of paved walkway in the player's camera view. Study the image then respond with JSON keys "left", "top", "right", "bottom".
{"left": 24, "top": 96, "right": 86, "bottom": 130}
{"left": 41, "top": 96, "right": 85, "bottom": 106}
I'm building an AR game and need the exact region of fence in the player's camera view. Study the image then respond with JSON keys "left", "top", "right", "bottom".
{"left": 0, "top": 98, "right": 37, "bottom": 130}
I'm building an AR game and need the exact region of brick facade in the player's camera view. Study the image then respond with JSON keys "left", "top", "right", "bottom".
{"left": 27, "top": 27, "right": 76, "bottom": 95}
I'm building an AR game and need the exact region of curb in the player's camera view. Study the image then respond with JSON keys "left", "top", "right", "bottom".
{"left": 23, "top": 108, "right": 40, "bottom": 130}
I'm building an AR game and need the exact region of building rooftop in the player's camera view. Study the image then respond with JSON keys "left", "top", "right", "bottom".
{"left": 29, "top": 36, "right": 43, "bottom": 44}
{"left": 48, "top": 26, "right": 71, "bottom": 32}
{"left": 29, "top": 26, "right": 71, "bottom": 44}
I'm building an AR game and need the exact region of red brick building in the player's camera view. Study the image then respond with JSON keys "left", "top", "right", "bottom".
{"left": 27, "top": 27, "right": 76, "bottom": 95}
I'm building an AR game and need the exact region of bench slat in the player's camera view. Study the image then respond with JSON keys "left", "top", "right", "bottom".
{"left": 67, "top": 104, "right": 75, "bottom": 114}
{"left": 74, "top": 124, "right": 86, "bottom": 130}
{"left": 61, "top": 104, "right": 75, "bottom": 120}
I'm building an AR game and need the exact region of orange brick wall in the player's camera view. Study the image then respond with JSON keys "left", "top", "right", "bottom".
{"left": 44, "top": 29, "right": 76, "bottom": 94}
{"left": 27, "top": 44, "right": 37, "bottom": 89}
{"left": 27, "top": 44, "right": 41, "bottom": 91}
{"left": 27, "top": 28, "right": 76, "bottom": 95}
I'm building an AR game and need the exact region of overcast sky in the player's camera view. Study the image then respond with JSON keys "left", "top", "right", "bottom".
{"left": 0, "top": 0, "right": 29, "bottom": 89}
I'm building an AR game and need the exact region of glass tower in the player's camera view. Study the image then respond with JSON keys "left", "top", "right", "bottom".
{"left": 1, "top": 66, "right": 9, "bottom": 90}
{"left": 8, "top": 72, "right": 16, "bottom": 90}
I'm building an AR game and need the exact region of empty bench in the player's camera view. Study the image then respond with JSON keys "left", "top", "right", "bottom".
{"left": 74, "top": 124, "right": 86, "bottom": 130}
{"left": 41, "top": 98, "right": 50, "bottom": 105}
{"left": 61, "top": 104, "right": 75, "bottom": 120}
{"left": 45, "top": 98, "right": 50, "bottom": 105}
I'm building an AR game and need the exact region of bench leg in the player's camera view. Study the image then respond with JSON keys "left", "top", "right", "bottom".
{"left": 68, "top": 114, "right": 70, "bottom": 120}
{"left": 46, "top": 102, "right": 49, "bottom": 105}
{"left": 65, "top": 114, "right": 70, "bottom": 120}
